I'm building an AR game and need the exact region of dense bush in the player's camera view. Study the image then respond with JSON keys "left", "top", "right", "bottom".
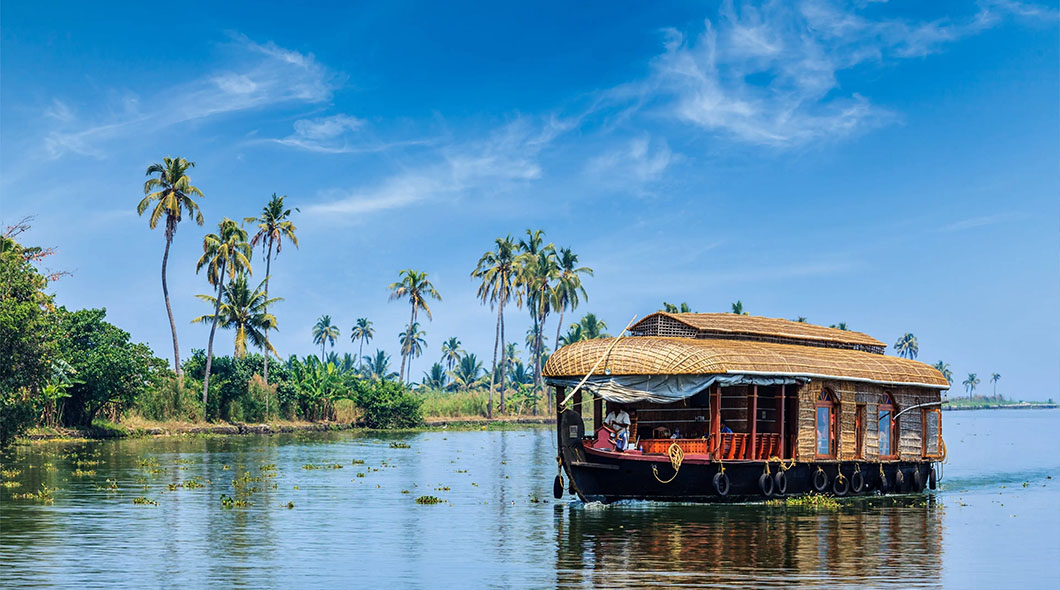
{"left": 55, "top": 308, "right": 169, "bottom": 427}
{"left": 0, "top": 243, "right": 57, "bottom": 446}
{"left": 182, "top": 351, "right": 289, "bottom": 422}
{"left": 131, "top": 376, "right": 203, "bottom": 422}
{"left": 352, "top": 379, "right": 423, "bottom": 428}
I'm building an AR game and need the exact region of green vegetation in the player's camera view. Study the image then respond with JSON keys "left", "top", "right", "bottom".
{"left": 944, "top": 395, "right": 1055, "bottom": 410}
{"left": 765, "top": 493, "right": 840, "bottom": 509}
{"left": 415, "top": 495, "right": 444, "bottom": 504}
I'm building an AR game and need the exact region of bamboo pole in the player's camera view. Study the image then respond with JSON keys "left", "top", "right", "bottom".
{"left": 559, "top": 315, "right": 638, "bottom": 408}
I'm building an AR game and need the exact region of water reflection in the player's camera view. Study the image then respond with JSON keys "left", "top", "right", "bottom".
{"left": 556, "top": 498, "right": 943, "bottom": 589}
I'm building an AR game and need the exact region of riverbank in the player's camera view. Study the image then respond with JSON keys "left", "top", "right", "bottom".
{"left": 943, "top": 402, "right": 1057, "bottom": 411}
{"left": 17, "top": 415, "right": 552, "bottom": 443}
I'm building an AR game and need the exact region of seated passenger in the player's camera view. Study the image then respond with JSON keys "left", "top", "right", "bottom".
{"left": 720, "top": 420, "right": 733, "bottom": 434}
{"left": 603, "top": 404, "right": 631, "bottom": 451}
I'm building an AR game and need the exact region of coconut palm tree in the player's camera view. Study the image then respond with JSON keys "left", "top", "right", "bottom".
{"left": 341, "top": 352, "right": 357, "bottom": 374}
{"left": 449, "top": 353, "right": 484, "bottom": 392}
{"left": 193, "top": 274, "right": 280, "bottom": 357}
{"left": 559, "top": 324, "right": 585, "bottom": 347}
{"left": 137, "top": 156, "right": 205, "bottom": 382}
{"left": 559, "top": 313, "right": 611, "bottom": 347}
{"left": 578, "top": 312, "right": 609, "bottom": 340}
{"left": 350, "top": 318, "right": 374, "bottom": 369}
{"left": 518, "top": 230, "right": 558, "bottom": 411}
{"left": 472, "top": 235, "right": 519, "bottom": 417}
{"left": 830, "top": 322, "right": 849, "bottom": 330}
{"left": 731, "top": 300, "right": 748, "bottom": 315}
{"left": 990, "top": 373, "right": 1001, "bottom": 401}
{"left": 509, "top": 361, "right": 532, "bottom": 387}
{"left": 194, "top": 218, "right": 251, "bottom": 409}
{"left": 362, "top": 349, "right": 398, "bottom": 381}
{"left": 312, "top": 315, "right": 340, "bottom": 363}
{"left": 894, "top": 333, "right": 919, "bottom": 359}
{"left": 551, "top": 247, "right": 593, "bottom": 360}
{"left": 388, "top": 269, "right": 442, "bottom": 383}
{"left": 244, "top": 193, "right": 299, "bottom": 384}
{"left": 963, "top": 373, "right": 980, "bottom": 397}
{"left": 503, "top": 342, "right": 520, "bottom": 393}
{"left": 794, "top": 316, "right": 808, "bottom": 323}
{"left": 663, "top": 302, "right": 692, "bottom": 313}
{"left": 440, "top": 337, "right": 463, "bottom": 372}
{"left": 399, "top": 322, "right": 427, "bottom": 371}
{"left": 933, "top": 361, "right": 954, "bottom": 386}
{"left": 422, "top": 363, "right": 448, "bottom": 390}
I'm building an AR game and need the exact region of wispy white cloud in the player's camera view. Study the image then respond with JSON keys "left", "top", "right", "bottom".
{"left": 41, "top": 35, "right": 340, "bottom": 159}
{"left": 941, "top": 212, "right": 1017, "bottom": 232}
{"left": 304, "top": 116, "right": 574, "bottom": 220}
{"left": 610, "top": 0, "right": 1055, "bottom": 148}
{"left": 264, "top": 113, "right": 435, "bottom": 154}
{"left": 585, "top": 135, "right": 676, "bottom": 186}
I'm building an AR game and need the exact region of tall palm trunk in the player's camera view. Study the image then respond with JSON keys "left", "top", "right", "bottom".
{"left": 554, "top": 305, "right": 565, "bottom": 357}
{"left": 498, "top": 308, "right": 507, "bottom": 413}
{"left": 539, "top": 309, "right": 549, "bottom": 414}
{"left": 162, "top": 218, "right": 183, "bottom": 385}
{"left": 357, "top": 340, "right": 364, "bottom": 370}
{"left": 202, "top": 258, "right": 226, "bottom": 415}
{"left": 262, "top": 238, "right": 274, "bottom": 385}
{"left": 400, "top": 307, "right": 415, "bottom": 384}
{"left": 487, "top": 303, "right": 501, "bottom": 418}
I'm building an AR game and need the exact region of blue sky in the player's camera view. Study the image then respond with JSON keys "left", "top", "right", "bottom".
{"left": 2, "top": 0, "right": 1057, "bottom": 399}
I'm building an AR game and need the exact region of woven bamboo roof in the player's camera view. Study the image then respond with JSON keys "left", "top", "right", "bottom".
{"left": 543, "top": 336, "right": 948, "bottom": 388}
{"left": 630, "top": 312, "right": 885, "bottom": 352}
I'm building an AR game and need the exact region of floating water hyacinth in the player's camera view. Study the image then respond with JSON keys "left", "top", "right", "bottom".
{"left": 415, "top": 495, "right": 443, "bottom": 504}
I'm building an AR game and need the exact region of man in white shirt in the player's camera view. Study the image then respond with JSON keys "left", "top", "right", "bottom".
{"left": 603, "top": 404, "right": 632, "bottom": 451}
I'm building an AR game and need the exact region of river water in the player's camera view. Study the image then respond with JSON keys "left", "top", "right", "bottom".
{"left": 1, "top": 409, "right": 1057, "bottom": 589}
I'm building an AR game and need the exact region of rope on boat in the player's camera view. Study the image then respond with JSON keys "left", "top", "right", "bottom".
{"left": 651, "top": 442, "right": 684, "bottom": 484}
{"left": 767, "top": 455, "right": 795, "bottom": 471}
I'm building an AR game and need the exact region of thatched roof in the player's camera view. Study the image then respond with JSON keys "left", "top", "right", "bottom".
{"left": 630, "top": 312, "right": 885, "bottom": 353}
{"left": 543, "top": 336, "right": 948, "bottom": 389}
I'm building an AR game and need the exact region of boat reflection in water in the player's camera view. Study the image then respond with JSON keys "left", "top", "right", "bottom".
{"left": 554, "top": 496, "right": 943, "bottom": 589}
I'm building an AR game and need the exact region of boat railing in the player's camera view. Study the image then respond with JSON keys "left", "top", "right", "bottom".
{"left": 639, "top": 432, "right": 782, "bottom": 460}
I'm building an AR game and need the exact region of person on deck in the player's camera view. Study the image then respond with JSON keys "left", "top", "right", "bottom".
{"left": 720, "top": 419, "right": 733, "bottom": 434}
{"left": 604, "top": 404, "right": 632, "bottom": 451}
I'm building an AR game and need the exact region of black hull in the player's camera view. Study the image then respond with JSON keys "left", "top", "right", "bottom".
{"left": 557, "top": 409, "right": 935, "bottom": 503}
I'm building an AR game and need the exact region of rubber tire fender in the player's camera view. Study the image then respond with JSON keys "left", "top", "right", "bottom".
{"left": 929, "top": 466, "right": 937, "bottom": 490}
{"left": 878, "top": 471, "right": 891, "bottom": 493}
{"left": 759, "top": 473, "right": 775, "bottom": 497}
{"left": 913, "top": 466, "right": 925, "bottom": 491}
{"left": 813, "top": 469, "right": 829, "bottom": 493}
{"left": 851, "top": 471, "right": 865, "bottom": 494}
{"left": 553, "top": 474, "right": 564, "bottom": 499}
{"left": 774, "top": 471, "right": 788, "bottom": 495}
{"left": 895, "top": 468, "right": 905, "bottom": 492}
{"left": 833, "top": 473, "right": 850, "bottom": 496}
{"left": 713, "top": 472, "right": 730, "bottom": 497}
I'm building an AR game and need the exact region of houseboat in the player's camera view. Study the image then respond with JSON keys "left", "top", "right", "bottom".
{"left": 544, "top": 312, "right": 948, "bottom": 503}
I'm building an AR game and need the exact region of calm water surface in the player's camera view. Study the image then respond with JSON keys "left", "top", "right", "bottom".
{"left": 2, "top": 409, "right": 1057, "bottom": 589}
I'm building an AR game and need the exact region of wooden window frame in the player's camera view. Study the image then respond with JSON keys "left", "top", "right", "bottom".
{"left": 878, "top": 393, "right": 897, "bottom": 460}
{"left": 922, "top": 407, "right": 942, "bottom": 458}
{"left": 815, "top": 389, "right": 837, "bottom": 460}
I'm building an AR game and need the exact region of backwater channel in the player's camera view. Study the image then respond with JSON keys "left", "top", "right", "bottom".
{"left": 1, "top": 409, "right": 1057, "bottom": 588}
